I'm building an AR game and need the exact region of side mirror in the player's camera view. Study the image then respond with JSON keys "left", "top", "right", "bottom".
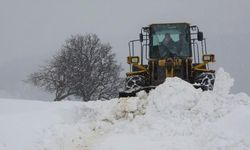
{"left": 139, "top": 33, "right": 143, "bottom": 42}
{"left": 197, "top": 32, "right": 203, "bottom": 41}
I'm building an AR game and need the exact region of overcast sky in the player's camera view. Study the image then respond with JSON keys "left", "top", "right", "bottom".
{"left": 0, "top": 0, "right": 249, "bottom": 100}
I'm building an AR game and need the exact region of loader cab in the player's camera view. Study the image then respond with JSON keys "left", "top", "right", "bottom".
{"left": 149, "top": 23, "right": 191, "bottom": 59}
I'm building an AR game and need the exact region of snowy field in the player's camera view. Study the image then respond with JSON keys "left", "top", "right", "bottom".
{"left": 0, "top": 68, "right": 250, "bottom": 150}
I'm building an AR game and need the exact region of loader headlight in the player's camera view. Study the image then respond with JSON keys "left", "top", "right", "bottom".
{"left": 127, "top": 56, "right": 140, "bottom": 64}
{"left": 203, "top": 54, "right": 215, "bottom": 62}
{"left": 131, "top": 57, "right": 139, "bottom": 63}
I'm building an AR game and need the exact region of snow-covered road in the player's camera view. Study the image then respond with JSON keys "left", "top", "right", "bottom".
{"left": 0, "top": 68, "right": 250, "bottom": 150}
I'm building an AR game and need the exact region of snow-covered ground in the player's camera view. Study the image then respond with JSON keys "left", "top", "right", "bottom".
{"left": 0, "top": 68, "right": 250, "bottom": 150}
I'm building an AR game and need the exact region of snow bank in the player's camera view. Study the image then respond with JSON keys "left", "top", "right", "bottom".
{"left": 92, "top": 68, "right": 250, "bottom": 150}
{"left": 0, "top": 68, "right": 250, "bottom": 150}
{"left": 0, "top": 99, "right": 99, "bottom": 150}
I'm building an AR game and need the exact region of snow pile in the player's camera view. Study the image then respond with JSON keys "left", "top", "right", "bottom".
{"left": 92, "top": 68, "right": 250, "bottom": 150}
{"left": 138, "top": 68, "right": 250, "bottom": 149}
{"left": 0, "top": 68, "right": 250, "bottom": 150}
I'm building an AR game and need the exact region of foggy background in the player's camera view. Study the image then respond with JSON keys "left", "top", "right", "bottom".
{"left": 0, "top": 0, "right": 249, "bottom": 101}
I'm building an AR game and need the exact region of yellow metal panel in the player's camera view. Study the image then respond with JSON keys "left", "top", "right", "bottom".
{"left": 158, "top": 59, "right": 166, "bottom": 67}
{"left": 133, "top": 64, "right": 147, "bottom": 71}
{"left": 166, "top": 68, "right": 174, "bottom": 77}
{"left": 126, "top": 70, "right": 147, "bottom": 76}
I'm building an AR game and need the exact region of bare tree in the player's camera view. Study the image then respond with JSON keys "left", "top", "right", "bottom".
{"left": 28, "top": 34, "right": 122, "bottom": 101}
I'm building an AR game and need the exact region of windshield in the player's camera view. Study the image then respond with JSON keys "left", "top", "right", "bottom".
{"left": 149, "top": 24, "right": 191, "bottom": 58}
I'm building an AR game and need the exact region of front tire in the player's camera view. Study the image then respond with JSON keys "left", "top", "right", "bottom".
{"left": 195, "top": 72, "right": 215, "bottom": 91}
{"left": 125, "top": 75, "right": 145, "bottom": 91}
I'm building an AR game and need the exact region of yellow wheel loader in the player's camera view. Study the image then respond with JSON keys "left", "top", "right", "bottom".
{"left": 119, "top": 23, "right": 215, "bottom": 97}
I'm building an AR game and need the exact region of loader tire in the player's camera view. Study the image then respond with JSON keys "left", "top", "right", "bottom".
{"left": 195, "top": 72, "right": 215, "bottom": 91}
{"left": 125, "top": 75, "right": 145, "bottom": 91}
